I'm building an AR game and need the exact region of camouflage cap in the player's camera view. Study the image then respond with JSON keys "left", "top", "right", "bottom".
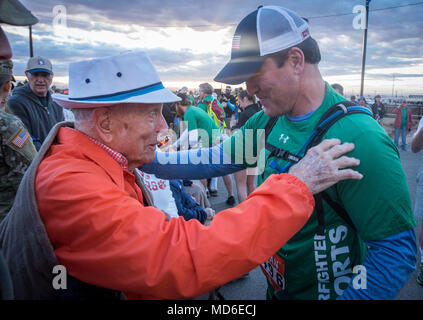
{"left": 0, "top": 0, "right": 38, "bottom": 26}
{"left": 0, "top": 59, "right": 15, "bottom": 81}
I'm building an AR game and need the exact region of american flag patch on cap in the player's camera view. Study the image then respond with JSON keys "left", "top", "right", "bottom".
{"left": 11, "top": 129, "right": 30, "bottom": 148}
{"left": 232, "top": 35, "right": 241, "bottom": 49}
{"left": 302, "top": 28, "right": 310, "bottom": 39}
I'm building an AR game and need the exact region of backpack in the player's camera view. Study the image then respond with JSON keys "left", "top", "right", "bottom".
{"left": 263, "top": 101, "right": 373, "bottom": 235}
{"left": 206, "top": 98, "right": 226, "bottom": 130}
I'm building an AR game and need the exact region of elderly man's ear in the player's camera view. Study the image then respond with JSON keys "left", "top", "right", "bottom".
{"left": 93, "top": 107, "right": 114, "bottom": 144}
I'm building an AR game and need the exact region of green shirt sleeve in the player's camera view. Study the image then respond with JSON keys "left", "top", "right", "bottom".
{"left": 223, "top": 110, "right": 270, "bottom": 169}
{"left": 183, "top": 110, "right": 198, "bottom": 132}
{"left": 326, "top": 114, "right": 416, "bottom": 241}
{"left": 197, "top": 103, "right": 207, "bottom": 113}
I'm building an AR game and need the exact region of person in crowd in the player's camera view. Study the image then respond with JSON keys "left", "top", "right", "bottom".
{"left": 393, "top": 99, "right": 413, "bottom": 151}
{"left": 144, "top": 5, "right": 417, "bottom": 300}
{"left": 137, "top": 169, "right": 213, "bottom": 225}
{"left": 161, "top": 102, "right": 176, "bottom": 130}
{"left": 8, "top": 56, "right": 64, "bottom": 150}
{"left": 169, "top": 179, "right": 215, "bottom": 225}
{"left": 0, "top": 60, "right": 14, "bottom": 111}
{"left": 0, "top": 0, "right": 39, "bottom": 300}
{"left": 350, "top": 95, "right": 357, "bottom": 104}
{"left": 196, "top": 83, "right": 226, "bottom": 130}
{"left": 231, "top": 90, "right": 261, "bottom": 203}
{"left": 222, "top": 85, "right": 238, "bottom": 127}
{"left": 331, "top": 83, "right": 344, "bottom": 96}
{"left": 0, "top": 51, "right": 362, "bottom": 300}
{"left": 410, "top": 117, "right": 423, "bottom": 286}
{"left": 371, "top": 94, "right": 385, "bottom": 124}
{"left": 231, "top": 90, "right": 261, "bottom": 130}
{"left": 173, "top": 92, "right": 236, "bottom": 205}
{"left": 182, "top": 179, "right": 212, "bottom": 210}
{"left": 0, "top": 59, "right": 37, "bottom": 222}
{"left": 358, "top": 96, "right": 369, "bottom": 109}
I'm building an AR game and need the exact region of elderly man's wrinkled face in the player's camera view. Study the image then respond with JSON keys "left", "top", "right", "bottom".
{"left": 110, "top": 103, "right": 167, "bottom": 170}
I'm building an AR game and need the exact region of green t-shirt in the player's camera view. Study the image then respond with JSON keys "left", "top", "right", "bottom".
{"left": 183, "top": 105, "right": 220, "bottom": 148}
{"left": 222, "top": 83, "right": 416, "bottom": 299}
{"left": 402, "top": 108, "right": 407, "bottom": 126}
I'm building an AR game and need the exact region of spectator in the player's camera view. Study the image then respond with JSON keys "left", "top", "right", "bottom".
{"left": 331, "top": 83, "right": 344, "bottom": 96}
{"left": 173, "top": 92, "right": 235, "bottom": 205}
{"left": 179, "top": 179, "right": 212, "bottom": 210}
{"left": 350, "top": 95, "right": 357, "bottom": 104}
{"left": 137, "top": 169, "right": 212, "bottom": 225}
{"left": 162, "top": 102, "right": 176, "bottom": 129}
{"left": 371, "top": 94, "right": 386, "bottom": 124}
{"left": 8, "top": 56, "right": 64, "bottom": 150}
{"left": 410, "top": 116, "right": 423, "bottom": 286}
{"left": 231, "top": 90, "right": 261, "bottom": 130}
{"left": 169, "top": 180, "right": 214, "bottom": 225}
{"left": 0, "top": 59, "right": 14, "bottom": 110}
{"left": 231, "top": 90, "right": 261, "bottom": 204}
{"left": 222, "top": 85, "right": 238, "bottom": 126}
{"left": 196, "top": 82, "right": 226, "bottom": 131}
{"left": 393, "top": 100, "right": 413, "bottom": 151}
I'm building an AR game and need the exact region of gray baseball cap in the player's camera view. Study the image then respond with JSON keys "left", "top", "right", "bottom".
{"left": 26, "top": 56, "right": 53, "bottom": 75}
{"left": 0, "top": 0, "right": 38, "bottom": 26}
{"left": 0, "top": 59, "right": 15, "bottom": 81}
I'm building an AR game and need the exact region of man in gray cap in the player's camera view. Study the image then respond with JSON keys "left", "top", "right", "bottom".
{"left": 0, "top": 0, "right": 38, "bottom": 300}
{"left": 8, "top": 55, "right": 64, "bottom": 150}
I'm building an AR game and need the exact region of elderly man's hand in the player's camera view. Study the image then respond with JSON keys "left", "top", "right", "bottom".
{"left": 288, "top": 139, "right": 362, "bottom": 195}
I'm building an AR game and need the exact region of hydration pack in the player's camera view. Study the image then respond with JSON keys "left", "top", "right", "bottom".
{"left": 264, "top": 101, "right": 373, "bottom": 235}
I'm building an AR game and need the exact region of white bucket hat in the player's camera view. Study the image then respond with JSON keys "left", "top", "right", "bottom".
{"left": 53, "top": 51, "right": 180, "bottom": 109}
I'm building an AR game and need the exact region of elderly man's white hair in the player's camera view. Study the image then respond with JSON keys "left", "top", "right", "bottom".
{"left": 71, "top": 103, "right": 160, "bottom": 133}
{"left": 71, "top": 108, "right": 94, "bottom": 131}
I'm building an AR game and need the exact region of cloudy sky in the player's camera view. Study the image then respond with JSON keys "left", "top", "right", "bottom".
{"left": 3, "top": 0, "right": 423, "bottom": 97}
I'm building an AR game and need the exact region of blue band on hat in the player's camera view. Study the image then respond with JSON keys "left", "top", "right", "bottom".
{"left": 27, "top": 68, "right": 53, "bottom": 75}
{"left": 69, "top": 82, "right": 165, "bottom": 102}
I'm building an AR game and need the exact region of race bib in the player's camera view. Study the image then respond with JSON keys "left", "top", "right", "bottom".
{"left": 260, "top": 254, "right": 285, "bottom": 291}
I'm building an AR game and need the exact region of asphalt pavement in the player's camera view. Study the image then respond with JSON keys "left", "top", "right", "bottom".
{"left": 206, "top": 141, "right": 423, "bottom": 300}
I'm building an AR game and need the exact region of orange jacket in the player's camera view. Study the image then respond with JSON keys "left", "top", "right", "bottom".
{"left": 36, "top": 127, "right": 314, "bottom": 299}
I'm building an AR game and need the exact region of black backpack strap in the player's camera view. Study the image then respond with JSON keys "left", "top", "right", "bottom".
{"left": 309, "top": 101, "right": 372, "bottom": 148}
{"left": 314, "top": 193, "right": 325, "bottom": 236}
{"left": 262, "top": 117, "right": 280, "bottom": 178}
{"left": 321, "top": 191, "right": 357, "bottom": 232}
{"left": 265, "top": 117, "right": 278, "bottom": 142}
{"left": 263, "top": 101, "right": 371, "bottom": 234}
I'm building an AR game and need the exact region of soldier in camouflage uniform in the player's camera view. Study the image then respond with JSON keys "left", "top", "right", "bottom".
{"left": 0, "top": 0, "right": 39, "bottom": 300}
{"left": 0, "top": 59, "right": 37, "bottom": 221}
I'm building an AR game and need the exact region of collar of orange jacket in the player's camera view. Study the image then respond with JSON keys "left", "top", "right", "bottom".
{"left": 52, "top": 127, "right": 133, "bottom": 191}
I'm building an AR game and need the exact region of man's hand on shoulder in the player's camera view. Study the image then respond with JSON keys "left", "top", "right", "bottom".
{"left": 288, "top": 139, "right": 363, "bottom": 194}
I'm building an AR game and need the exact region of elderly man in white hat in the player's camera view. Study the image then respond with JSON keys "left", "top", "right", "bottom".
{"left": 0, "top": 51, "right": 362, "bottom": 300}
